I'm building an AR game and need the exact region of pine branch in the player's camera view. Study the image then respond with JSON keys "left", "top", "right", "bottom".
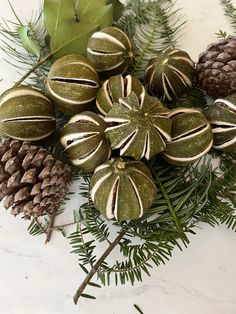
{"left": 13, "top": 52, "right": 52, "bottom": 87}
{"left": 7, "top": 0, "right": 23, "bottom": 26}
{"left": 73, "top": 230, "right": 126, "bottom": 304}
{"left": 79, "top": 179, "right": 111, "bottom": 244}
{"left": 152, "top": 169, "right": 185, "bottom": 238}
{"left": 78, "top": 223, "right": 95, "bottom": 269}
{"left": 118, "top": 0, "right": 186, "bottom": 78}
{"left": 45, "top": 210, "right": 58, "bottom": 244}
{"left": 220, "top": 0, "right": 236, "bottom": 31}
{"left": 207, "top": 197, "right": 236, "bottom": 229}
{"left": 54, "top": 220, "right": 81, "bottom": 229}
{"left": 168, "top": 79, "right": 207, "bottom": 109}
{"left": 205, "top": 151, "right": 236, "bottom": 231}
{"left": 0, "top": 5, "right": 50, "bottom": 90}
{"left": 27, "top": 204, "right": 66, "bottom": 241}
{"left": 98, "top": 238, "right": 174, "bottom": 285}
{"left": 69, "top": 156, "right": 212, "bottom": 288}
{"left": 124, "top": 157, "right": 212, "bottom": 241}
{"left": 28, "top": 217, "right": 48, "bottom": 236}
{"left": 69, "top": 212, "right": 97, "bottom": 270}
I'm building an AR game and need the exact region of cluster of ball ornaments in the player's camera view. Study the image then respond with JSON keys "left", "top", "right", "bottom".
{"left": 1, "top": 26, "right": 236, "bottom": 221}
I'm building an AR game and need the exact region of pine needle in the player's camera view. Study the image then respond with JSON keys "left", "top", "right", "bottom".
{"left": 220, "top": 0, "right": 236, "bottom": 32}
{"left": 0, "top": 4, "right": 50, "bottom": 90}
{"left": 118, "top": 0, "right": 186, "bottom": 78}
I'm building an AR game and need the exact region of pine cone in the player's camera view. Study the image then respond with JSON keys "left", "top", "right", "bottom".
{"left": 0, "top": 139, "right": 71, "bottom": 219}
{"left": 196, "top": 36, "right": 236, "bottom": 98}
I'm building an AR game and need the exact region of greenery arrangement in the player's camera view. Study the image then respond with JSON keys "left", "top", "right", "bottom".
{"left": 1, "top": 0, "right": 236, "bottom": 310}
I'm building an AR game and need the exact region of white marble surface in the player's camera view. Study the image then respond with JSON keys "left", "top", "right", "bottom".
{"left": 0, "top": 0, "right": 236, "bottom": 313}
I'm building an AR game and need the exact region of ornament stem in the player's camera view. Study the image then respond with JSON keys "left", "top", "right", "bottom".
{"left": 73, "top": 229, "right": 126, "bottom": 304}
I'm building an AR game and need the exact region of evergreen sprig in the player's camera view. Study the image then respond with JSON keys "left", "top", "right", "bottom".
{"left": 0, "top": 3, "right": 50, "bottom": 89}
{"left": 168, "top": 79, "right": 207, "bottom": 109}
{"left": 123, "top": 157, "right": 212, "bottom": 240}
{"left": 98, "top": 237, "right": 174, "bottom": 286}
{"left": 70, "top": 156, "right": 213, "bottom": 301}
{"left": 206, "top": 152, "right": 236, "bottom": 231}
{"left": 118, "top": 0, "right": 186, "bottom": 78}
{"left": 220, "top": 0, "right": 236, "bottom": 32}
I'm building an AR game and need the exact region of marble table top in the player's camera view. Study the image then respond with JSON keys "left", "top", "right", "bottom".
{"left": 0, "top": 0, "right": 236, "bottom": 313}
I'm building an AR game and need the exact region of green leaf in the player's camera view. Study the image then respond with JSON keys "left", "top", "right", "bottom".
{"left": 50, "top": 21, "right": 99, "bottom": 59}
{"left": 108, "top": 0, "right": 124, "bottom": 21}
{"left": 17, "top": 26, "right": 40, "bottom": 57}
{"left": 43, "top": 0, "right": 75, "bottom": 36}
{"left": 80, "top": 4, "right": 113, "bottom": 28}
{"left": 75, "top": 0, "right": 107, "bottom": 18}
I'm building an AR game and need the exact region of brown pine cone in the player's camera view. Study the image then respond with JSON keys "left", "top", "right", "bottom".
{"left": 196, "top": 36, "right": 236, "bottom": 98}
{"left": 0, "top": 139, "right": 71, "bottom": 219}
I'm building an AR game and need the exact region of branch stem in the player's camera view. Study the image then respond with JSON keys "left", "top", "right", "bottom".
{"left": 152, "top": 170, "right": 188, "bottom": 243}
{"left": 154, "top": 174, "right": 181, "bottom": 230}
{"left": 73, "top": 229, "right": 126, "bottom": 304}
{"left": 45, "top": 211, "right": 57, "bottom": 244}
{"left": 34, "top": 217, "right": 47, "bottom": 234}
{"left": 53, "top": 220, "right": 81, "bottom": 229}
{"left": 13, "top": 52, "right": 53, "bottom": 87}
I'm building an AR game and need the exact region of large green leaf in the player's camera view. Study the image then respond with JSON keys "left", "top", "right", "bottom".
{"left": 17, "top": 26, "right": 41, "bottom": 57}
{"left": 43, "top": 0, "right": 75, "bottom": 36}
{"left": 50, "top": 21, "right": 99, "bottom": 59}
{"left": 75, "top": 0, "right": 107, "bottom": 18}
{"left": 80, "top": 4, "right": 113, "bottom": 28}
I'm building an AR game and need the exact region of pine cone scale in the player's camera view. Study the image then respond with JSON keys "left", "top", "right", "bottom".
{"left": 3, "top": 195, "right": 14, "bottom": 208}
{"left": 0, "top": 139, "right": 71, "bottom": 219}
{"left": 7, "top": 171, "right": 21, "bottom": 188}
{"left": 197, "top": 36, "right": 236, "bottom": 98}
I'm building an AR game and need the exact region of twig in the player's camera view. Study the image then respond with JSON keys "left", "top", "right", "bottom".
{"left": 45, "top": 210, "right": 57, "bottom": 244}
{"left": 34, "top": 217, "right": 47, "bottom": 234}
{"left": 13, "top": 52, "right": 53, "bottom": 87}
{"left": 73, "top": 229, "right": 126, "bottom": 304}
{"left": 53, "top": 220, "right": 81, "bottom": 229}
